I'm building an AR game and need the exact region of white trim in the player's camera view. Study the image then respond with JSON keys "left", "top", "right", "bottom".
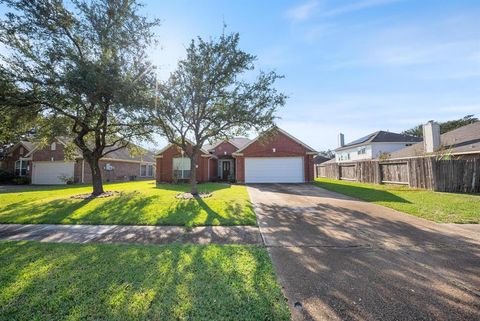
{"left": 81, "top": 160, "right": 85, "bottom": 183}
{"left": 233, "top": 127, "right": 316, "bottom": 155}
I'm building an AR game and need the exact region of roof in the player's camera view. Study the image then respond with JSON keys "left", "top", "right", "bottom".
{"left": 11, "top": 138, "right": 155, "bottom": 163}
{"left": 336, "top": 131, "right": 422, "bottom": 151}
{"left": 103, "top": 144, "right": 156, "bottom": 163}
{"left": 203, "top": 137, "right": 252, "bottom": 151}
{"left": 313, "top": 155, "right": 331, "bottom": 164}
{"left": 233, "top": 127, "right": 317, "bottom": 155}
{"left": 390, "top": 122, "right": 480, "bottom": 159}
{"left": 318, "top": 158, "right": 337, "bottom": 165}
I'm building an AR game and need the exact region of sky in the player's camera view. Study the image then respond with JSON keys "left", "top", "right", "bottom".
{"left": 1, "top": 1, "right": 479, "bottom": 152}
{"left": 141, "top": 0, "right": 480, "bottom": 151}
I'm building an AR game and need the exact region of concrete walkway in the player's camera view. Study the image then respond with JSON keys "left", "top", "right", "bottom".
{"left": 0, "top": 224, "right": 262, "bottom": 245}
{"left": 248, "top": 183, "right": 480, "bottom": 321}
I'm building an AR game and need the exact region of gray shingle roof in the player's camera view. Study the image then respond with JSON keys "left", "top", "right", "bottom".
{"left": 390, "top": 122, "right": 480, "bottom": 158}
{"left": 204, "top": 137, "right": 251, "bottom": 151}
{"left": 336, "top": 131, "right": 422, "bottom": 151}
{"left": 313, "top": 155, "right": 331, "bottom": 164}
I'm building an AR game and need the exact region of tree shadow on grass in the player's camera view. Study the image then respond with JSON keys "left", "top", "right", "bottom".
{"left": 0, "top": 198, "right": 94, "bottom": 224}
{"left": 0, "top": 242, "right": 290, "bottom": 321}
{"left": 312, "top": 180, "right": 412, "bottom": 203}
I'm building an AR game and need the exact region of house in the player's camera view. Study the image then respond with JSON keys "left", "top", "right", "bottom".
{"left": 313, "top": 155, "right": 332, "bottom": 165}
{"left": 155, "top": 127, "right": 317, "bottom": 183}
{"left": 335, "top": 131, "right": 422, "bottom": 162}
{"left": 3, "top": 137, "right": 156, "bottom": 184}
{"left": 390, "top": 121, "right": 480, "bottom": 160}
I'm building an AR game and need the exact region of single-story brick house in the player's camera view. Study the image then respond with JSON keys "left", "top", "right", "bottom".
{"left": 2, "top": 137, "right": 156, "bottom": 184}
{"left": 155, "top": 127, "right": 317, "bottom": 183}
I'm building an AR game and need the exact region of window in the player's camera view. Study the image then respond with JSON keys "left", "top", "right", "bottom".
{"left": 51, "top": 142, "right": 56, "bottom": 151}
{"left": 358, "top": 147, "right": 366, "bottom": 155}
{"left": 141, "top": 164, "right": 154, "bottom": 177}
{"left": 14, "top": 160, "right": 28, "bottom": 176}
{"left": 173, "top": 157, "right": 191, "bottom": 179}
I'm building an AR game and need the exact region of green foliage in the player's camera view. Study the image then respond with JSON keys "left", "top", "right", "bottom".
{"left": 0, "top": 180, "right": 256, "bottom": 226}
{"left": 0, "top": 169, "right": 14, "bottom": 183}
{"left": 402, "top": 115, "right": 478, "bottom": 137}
{"left": 0, "top": 241, "right": 290, "bottom": 320}
{"left": 314, "top": 178, "right": 480, "bottom": 224}
{"left": 152, "top": 31, "right": 286, "bottom": 193}
{"left": 11, "top": 176, "right": 30, "bottom": 185}
{"left": 0, "top": 0, "right": 160, "bottom": 194}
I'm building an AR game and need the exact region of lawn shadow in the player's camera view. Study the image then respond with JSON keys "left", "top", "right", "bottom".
{"left": 0, "top": 198, "right": 94, "bottom": 224}
{"left": 312, "top": 180, "right": 412, "bottom": 203}
{"left": 0, "top": 242, "right": 290, "bottom": 320}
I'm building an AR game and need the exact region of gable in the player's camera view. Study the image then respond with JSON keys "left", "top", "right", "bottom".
{"left": 238, "top": 129, "right": 315, "bottom": 156}
{"left": 211, "top": 141, "right": 238, "bottom": 157}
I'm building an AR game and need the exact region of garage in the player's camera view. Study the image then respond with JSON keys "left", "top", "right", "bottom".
{"left": 245, "top": 157, "right": 304, "bottom": 183}
{"left": 32, "top": 162, "right": 75, "bottom": 185}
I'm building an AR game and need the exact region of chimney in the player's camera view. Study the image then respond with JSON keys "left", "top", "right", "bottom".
{"left": 423, "top": 120, "right": 440, "bottom": 153}
{"left": 338, "top": 133, "right": 345, "bottom": 148}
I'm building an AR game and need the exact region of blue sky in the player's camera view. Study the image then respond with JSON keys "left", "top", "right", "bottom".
{"left": 1, "top": 1, "right": 478, "bottom": 151}
{"left": 143, "top": 0, "right": 480, "bottom": 151}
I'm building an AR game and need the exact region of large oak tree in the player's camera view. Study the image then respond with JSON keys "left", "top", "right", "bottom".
{"left": 152, "top": 32, "right": 286, "bottom": 194}
{"left": 0, "top": 0, "right": 159, "bottom": 195}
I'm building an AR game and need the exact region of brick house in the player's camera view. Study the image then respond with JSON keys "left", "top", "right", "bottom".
{"left": 155, "top": 127, "right": 317, "bottom": 184}
{"left": 2, "top": 137, "right": 156, "bottom": 184}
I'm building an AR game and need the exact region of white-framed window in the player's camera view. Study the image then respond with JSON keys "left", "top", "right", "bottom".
{"left": 173, "top": 157, "right": 191, "bottom": 179}
{"left": 358, "top": 147, "right": 366, "bottom": 155}
{"left": 140, "top": 164, "right": 154, "bottom": 177}
{"left": 14, "top": 160, "right": 28, "bottom": 176}
{"left": 51, "top": 142, "right": 56, "bottom": 151}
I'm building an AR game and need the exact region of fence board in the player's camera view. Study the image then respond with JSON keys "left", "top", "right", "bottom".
{"left": 316, "top": 157, "right": 480, "bottom": 193}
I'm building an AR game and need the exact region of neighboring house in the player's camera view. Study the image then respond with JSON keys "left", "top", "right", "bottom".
{"left": 3, "top": 138, "right": 156, "bottom": 184}
{"left": 313, "top": 155, "right": 331, "bottom": 164}
{"left": 335, "top": 131, "right": 422, "bottom": 162}
{"left": 156, "top": 127, "right": 317, "bottom": 183}
{"left": 390, "top": 121, "right": 480, "bottom": 160}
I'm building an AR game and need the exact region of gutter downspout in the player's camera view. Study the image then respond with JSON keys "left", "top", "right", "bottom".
{"left": 81, "top": 160, "right": 85, "bottom": 183}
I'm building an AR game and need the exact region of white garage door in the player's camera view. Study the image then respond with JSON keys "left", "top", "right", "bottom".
{"left": 245, "top": 157, "right": 304, "bottom": 183}
{"left": 32, "top": 162, "right": 75, "bottom": 185}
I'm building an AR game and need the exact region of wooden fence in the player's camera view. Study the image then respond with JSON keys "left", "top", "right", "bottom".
{"left": 315, "top": 157, "right": 480, "bottom": 193}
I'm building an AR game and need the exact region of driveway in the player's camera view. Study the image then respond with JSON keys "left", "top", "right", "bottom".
{"left": 248, "top": 184, "right": 480, "bottom": 321}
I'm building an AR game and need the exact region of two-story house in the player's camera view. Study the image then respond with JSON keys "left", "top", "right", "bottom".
{"left": 335, "top": 131, "right": 422, "bottom": 162}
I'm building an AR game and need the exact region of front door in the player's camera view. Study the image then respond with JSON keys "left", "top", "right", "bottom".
{"left": 222, "top": 161, "right": 231, "bottom": 180}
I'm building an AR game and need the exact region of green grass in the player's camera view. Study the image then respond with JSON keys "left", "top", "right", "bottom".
{"left": 314, "top": 178, "right": 480, "bottom": 224}
{"left": 0, "top": 181, "right": 256, "bottom": 227}
{"left": 0, "top": 241, "right": 290, "bottom": 321}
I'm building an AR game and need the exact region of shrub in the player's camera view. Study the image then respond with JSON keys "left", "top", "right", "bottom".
{"left": 0, "top": 169, "right": 14, "bottom": 183}
{"left": 12, "top": 176, "right": 30, "bottom": 185}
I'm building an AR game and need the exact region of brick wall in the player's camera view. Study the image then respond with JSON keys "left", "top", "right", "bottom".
{"left": 236, "top": 130, "right": 315, "bottom": 182}
{"left": 211, "top": 141, "right": 238, "bottom": 157}
{"left": 80, "top": 160, "right": 154, "bottom": 183}
{"left": 156, "top": 144, "right": 212, "bottom": 183}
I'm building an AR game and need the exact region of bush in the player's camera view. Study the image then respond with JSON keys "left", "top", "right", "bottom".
{"left": 12, "top": 176, "right": 30, "bottom": 185}
{"left": 0, "top": 169, "right": 14, "bottom": 183}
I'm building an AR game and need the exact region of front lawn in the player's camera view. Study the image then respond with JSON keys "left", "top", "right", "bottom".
{"left": 0, "top": 241, "right": 289, "bottom": 321}
{"left": 314, "top": 178, "right": 480, "bottom": 224}
{"left": 0, "top": 181, "right": 256, "bottom": 227}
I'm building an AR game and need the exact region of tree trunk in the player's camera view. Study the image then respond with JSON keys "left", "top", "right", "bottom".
{"left": 88, "top": 158, "right": 105, "bottom": 196}
{"left": 190, "top": 151, "right": 198, "bottom": 195}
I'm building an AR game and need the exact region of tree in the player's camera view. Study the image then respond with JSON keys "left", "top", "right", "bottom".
{"left": 317, "top": 149, "right": 335, "bottom": 159}
{"left": 152, "top": 32, "right": 286, "bottom": 194}
{"left": 0, "top": 0, "right": 159, "bottom": 195}
{"left": 402, "top": 115, "right": 478, "bottom": 137}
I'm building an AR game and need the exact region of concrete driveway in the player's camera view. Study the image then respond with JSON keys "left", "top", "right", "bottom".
{"left": 248, "top": 184, "right": 480, "bottom": 321}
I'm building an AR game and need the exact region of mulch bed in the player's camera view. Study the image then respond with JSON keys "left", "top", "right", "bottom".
{"left": 70, "top": 191, "right": 121, "bottom": 200}
{"left": 175, "top": 192, "right": 212, "bottom": 199}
